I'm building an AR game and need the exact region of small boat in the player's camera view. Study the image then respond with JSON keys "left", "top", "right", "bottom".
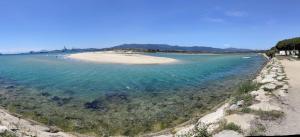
{"left": 242, "top": 56, "right": 251, "bottom": 59}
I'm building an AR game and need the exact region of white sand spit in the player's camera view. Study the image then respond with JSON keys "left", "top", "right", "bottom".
{"left": 67, "top": 51, "right": 178, "bottom": 64}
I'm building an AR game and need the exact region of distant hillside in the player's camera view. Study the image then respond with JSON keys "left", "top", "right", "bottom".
{"left": 111, "top": 44, "right": 254, "bottom": 53}
{"left": 7, "top": 44, "right": 256, "bottom": 55}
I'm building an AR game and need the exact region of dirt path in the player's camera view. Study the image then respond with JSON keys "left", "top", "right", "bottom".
{"left": 266, "top": 59, "right": 300, "bottom": 135}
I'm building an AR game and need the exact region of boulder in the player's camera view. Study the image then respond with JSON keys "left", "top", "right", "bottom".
{"left": 262, "top": 83, "right": 277, "bottom": 91}
{"left": 237, "top": 100, "right": 244, "bottom": 106}
{"left": 260, "top": 76, "right": 276, "bottom": 84}
{"left": 198, "top": 103, "right": 229, "bottom": 124}
{"left": 0, "top": 126, "right": 8, "bottom": 133}
{"left": 251, "top": 90, "right": 271, "bottom": 102}
{"left": 277, "top": 73, "right": 286, "bottom": 76}
{"left": 272, "top": 81, "right": 285, "bottom": 87}
{"left": 276, "top": 76, "right": 285, "bottom": 81}
{"left": 281, "top": 84, "right": 289, "bottom": 90}
{"left": 274, "top": 89, "right": 288, "bottom": 97}
{"left": 229, "top": 104, "right": 239, "bottom": 111}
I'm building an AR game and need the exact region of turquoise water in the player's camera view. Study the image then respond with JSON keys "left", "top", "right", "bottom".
{"left": 0, "top": 53, "right": 266, "bottom": 135}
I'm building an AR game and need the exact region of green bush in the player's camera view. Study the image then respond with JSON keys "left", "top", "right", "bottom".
{"left": 254, "top": 110, "right": 284, "bottom": 120}
{"left": 223, "top": 122, "right": 242, "bottom": 133}
{"left": 237, "top": 81, "right": 258, "bottom": 95}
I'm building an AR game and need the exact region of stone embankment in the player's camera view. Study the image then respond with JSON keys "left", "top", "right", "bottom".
{"left": 155, "top": 58, "right": 289, "bottom": 137}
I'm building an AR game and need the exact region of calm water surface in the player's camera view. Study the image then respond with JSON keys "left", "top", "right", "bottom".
{"left": 0, "top": 53, "right": 266, "bottom": 135}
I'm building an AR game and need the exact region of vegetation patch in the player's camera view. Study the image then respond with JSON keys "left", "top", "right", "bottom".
{"left": 236, "top": 81, "right": 259, "bottom": 95}
{"left": 223, "top": 122, "right": 242, "bottom": 133}
{"left": 253, "top": 110, "right": 284, "bottom": 121}
{"left": 0, "top": 131, "right": 17, "bottom": 137}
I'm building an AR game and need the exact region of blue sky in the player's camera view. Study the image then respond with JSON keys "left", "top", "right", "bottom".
{"left": 0, "top": 0, "right": 300, "bottom": 53}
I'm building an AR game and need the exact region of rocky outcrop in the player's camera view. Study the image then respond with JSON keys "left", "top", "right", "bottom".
{"left": 0, "top": 108, "right": 77, "bottom": 137}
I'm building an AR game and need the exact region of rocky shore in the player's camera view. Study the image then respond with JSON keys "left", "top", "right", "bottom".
{"left": 0, "top": 108, "right": 79, "bottom": 137}
{"left": 154, "top": 57, "right": 289, "bottom": 137}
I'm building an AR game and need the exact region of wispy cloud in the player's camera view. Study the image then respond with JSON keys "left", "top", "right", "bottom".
{"left": 203, "top": 17, "right": 225, "bottom": 23}
{"left": 225, "top": 11, "right": 247, "bottom": 17}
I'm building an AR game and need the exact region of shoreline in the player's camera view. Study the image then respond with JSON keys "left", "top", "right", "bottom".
{"left": 152, "top": 56, "right": 292, "bottom": 137}
{"left": 143, "top": 54, "right": 269, "bottom": 137}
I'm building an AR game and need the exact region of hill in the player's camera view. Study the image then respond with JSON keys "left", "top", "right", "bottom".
{"left": 110, "top": 44, "right": 254, "bottom": 53}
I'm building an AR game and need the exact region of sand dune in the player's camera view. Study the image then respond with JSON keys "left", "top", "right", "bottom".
{"left": 67, "top": 51, "right": 179, "bottom": 64}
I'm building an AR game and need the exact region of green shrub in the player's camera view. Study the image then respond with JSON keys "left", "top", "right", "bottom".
{"left": 254, "top": 110, "right": 284, "bottom": 120}
{"left": 241, "top": 107, "right": 252, "bottom": 113}
{"left": 223, "top": 122, "right": 242, "bottom": 133}
{"left": 237, "top": 81, "right": 258, "bottom": 95}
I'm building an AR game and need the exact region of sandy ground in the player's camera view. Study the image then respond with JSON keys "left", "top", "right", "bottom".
{"left": 266, "top": 59, "right": 300, "bottom": 135}
{"left": 67, "top": 51, "right": 178, "bottom": 64}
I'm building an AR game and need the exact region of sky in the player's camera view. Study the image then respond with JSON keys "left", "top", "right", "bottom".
{"left": 0, "top": 0, "right": 300, "bottom": 53}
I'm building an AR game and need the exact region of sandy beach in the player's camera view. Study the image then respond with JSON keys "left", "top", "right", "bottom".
{"left": 67, "top": 51, "right": 178, "bottom": 64}
{"left": 265, "top": 59, "right": 300, "bottom": 135}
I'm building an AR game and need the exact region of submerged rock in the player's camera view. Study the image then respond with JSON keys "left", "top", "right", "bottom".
{"left": 41, "top": 92, "right": 51, "bottom": 97}
{"left": 63, "top": 90, "right": 75, "bottom": 95}
{"left": 51, "top": 96, "right": 73, "bottom": 106}
{"left": 84, "top": 99, "right": 106, "bottom": 111}
{"left": 105, "top": 92, "right": 128, "bottom": 102}
{"left": 51, "top": 96, "right": 60, "bottom": 101}
{"left": 4, "top": 85, "right": 15, "bottom": 89}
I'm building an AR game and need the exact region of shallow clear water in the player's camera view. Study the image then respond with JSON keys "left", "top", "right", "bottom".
{"left": 0, "top": 53, "right": 265, "bottom": 99}
{"left": 0, "top": 53, "right": 266, "bottom": 135}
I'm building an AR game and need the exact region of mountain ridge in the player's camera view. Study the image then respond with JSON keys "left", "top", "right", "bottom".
{"left": 110, "top": 44, "right": 254, "bottom": 53}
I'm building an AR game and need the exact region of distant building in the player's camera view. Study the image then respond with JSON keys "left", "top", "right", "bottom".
{"left": 277, "top": 50, "right": 299, "bottom": 56}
